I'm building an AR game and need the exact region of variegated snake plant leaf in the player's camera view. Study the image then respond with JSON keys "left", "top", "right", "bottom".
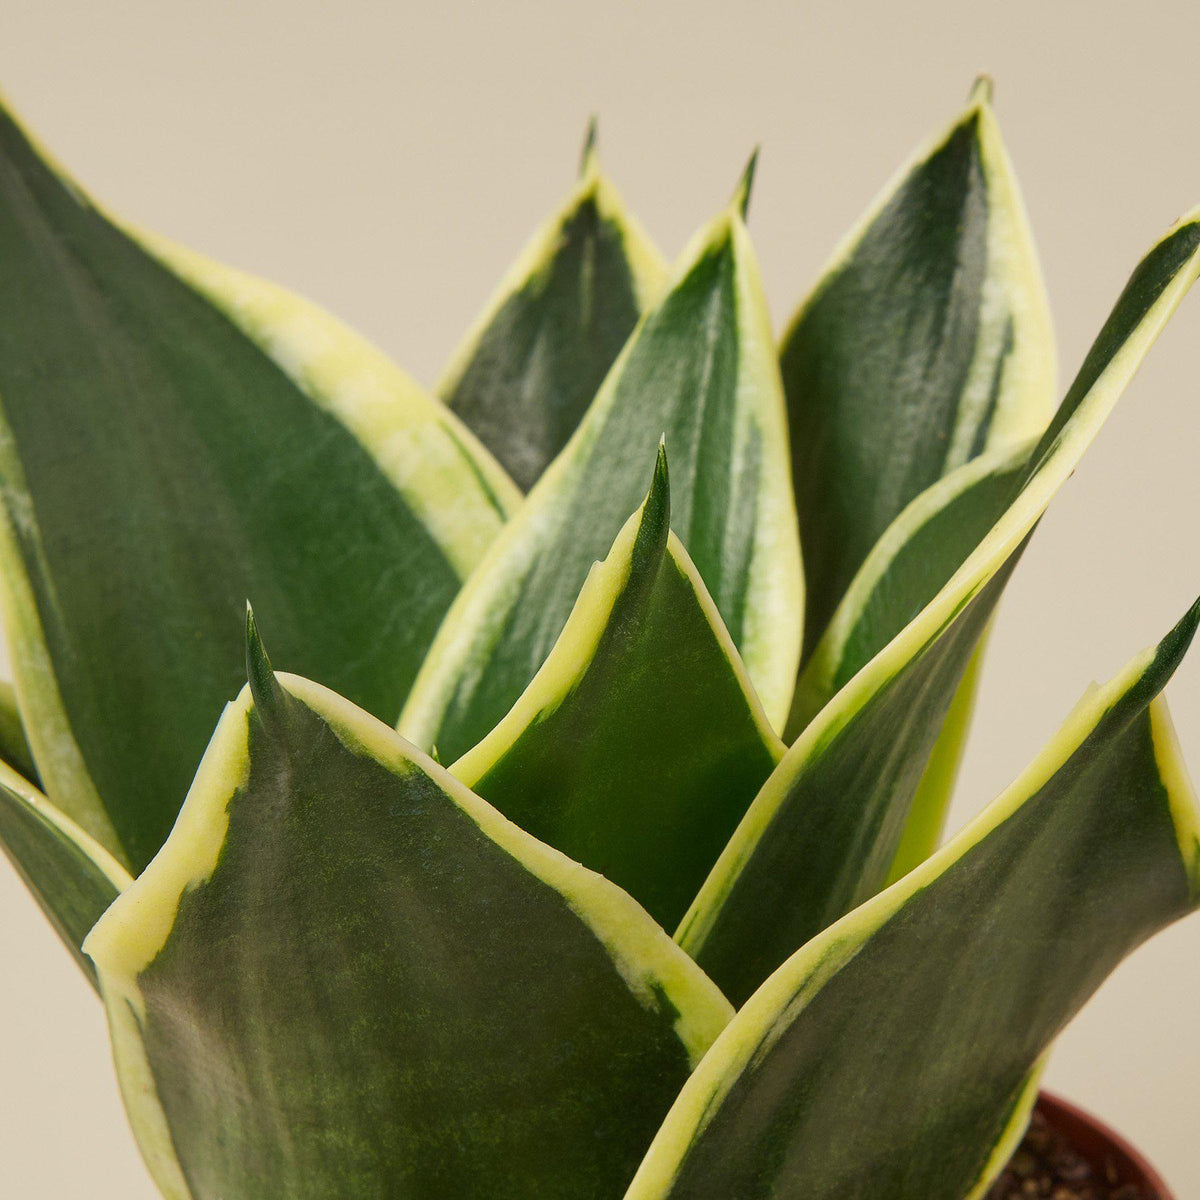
{"left": 0, "top": 78, "right": 1198, "bottom": 1200}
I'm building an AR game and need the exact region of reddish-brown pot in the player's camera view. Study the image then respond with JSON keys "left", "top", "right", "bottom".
{"left": 1036, "top": 1092, "right": 1175, "bottom": 1199}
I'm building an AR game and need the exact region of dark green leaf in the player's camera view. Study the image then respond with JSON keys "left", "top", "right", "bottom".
{"left": 0, "top": 101, "right": 518, "bottom": 872}
{"left": 452, "top": 446, "right": 784, "bottom": 929}
{"left": 781, "top": 78, "right": 1054, "bottom": 659}
{"left": 401, "top": 174, "right": 804, "bottom": 762}
{"left": 0, "top": 761, "right": 130, "bottom": 987}
{"left": 0, "top": 679, "right": 38, "bottom": 784}
{"left": 679, "top": 212, "right": 1200, "bottom": 1004}
{"left": 786, "top": 438, "right": 1034, "bottom": 738}
{"left": 441, "top": 128, "right": 666, "bottom": 490}
{"left": 85, "top": 625, "right": 732, "bottom": 1200}
{"left": 627, "top": 602, "right": 1200, "bottom": 1200}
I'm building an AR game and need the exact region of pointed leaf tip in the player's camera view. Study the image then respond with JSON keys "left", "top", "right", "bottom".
{"left": 244, "top": 603, "right": 283, "bottom": 721}
{"left": 654, "top": 434, "right": 669, "bottom": 483}
{"left": 732, "top": 147, "right": 760, "bottom": 219}
{"left": 1162, "top": 594, "right": 1200, "bottom": 669}
{"left": 633, "top": 442, "right": 671, "bottom": 561}
{"left": 969, "top": 73, "right": 995, "bottom": 106}
{"left": 579, "top": 115, "right": 599, "bottom": 176}
{"left": 650, "top": 438, "right": 670, "bottom": 504}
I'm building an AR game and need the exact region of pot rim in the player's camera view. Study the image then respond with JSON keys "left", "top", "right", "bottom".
{"left": 1036, "top": 1090, "right": 1174, "bottom": 1199}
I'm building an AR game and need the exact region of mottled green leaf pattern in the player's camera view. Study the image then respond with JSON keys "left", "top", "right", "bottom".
{"left": 401, "top": 172, "right": 803, "bottom": 761}
{"left": 680, "top": 213, "right": 1200, "bottom": 1004}
{"left": 0, "top": 760, "right": 129, "bottom": 987}
{"left": 453, "top": 446, "right": 784, "bottom": 929}
{"left": 85, "top": 620, "right": 732, "bottom": 1200}
{"left": 628, "top": 602, "right": 1200, "bottom": 1200}
{"left": 441, "top": 127, "right": 667, "bottom": 489}
{"left": 781, "top": 79, "right": 1054, "bottom": 658}
{"left": 0, "top": 101, "right": 517, "bottom": 872}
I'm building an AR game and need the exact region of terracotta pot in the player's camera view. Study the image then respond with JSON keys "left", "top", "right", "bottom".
{"left": 1036, "top": 1092, "right": 1175, "bottom": 1199}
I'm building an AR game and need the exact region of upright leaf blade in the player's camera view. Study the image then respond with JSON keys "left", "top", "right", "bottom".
{"left": 85, "top": 627, "right": 732, "bottom": 1200}
{"left": 0, "top": 761, "right": 130, "bottom": 987}
{"left": 401, "top": 172, "right": 804, "bottom": 760}
{"left": 0, "top": 679, "right": 38, "bottom": 783}
{"left": 0, "top": 100, "right": 518, "bottom": 871}
{"left": 779, "top": 444, "right": 1035, "bottom": 883}
{"left": 680, "top": 212, "right": 1200, "bottom": 1004}
{"left": 441, "top": 126, "right": 667, "bottom": 489}
{"left": 627, "top": 604, "right": 1200, "bottom": 1200}
{"left": 452, "top": 446, "right": 784, "bottom": 929}
{"left": 786, "top": 438, "right": 1034, "bottom": 737}
{"left": 781, "top": 78, "right": 1055, "bottom": 657}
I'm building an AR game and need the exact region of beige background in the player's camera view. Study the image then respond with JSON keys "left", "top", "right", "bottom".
{"left": 1, "top": 0, "right": 1199, "bottom": 1194}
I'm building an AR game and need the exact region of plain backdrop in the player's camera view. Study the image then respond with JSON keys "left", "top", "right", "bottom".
{"left": 1, "top": 1, "right": 1199, "bottom": 1195}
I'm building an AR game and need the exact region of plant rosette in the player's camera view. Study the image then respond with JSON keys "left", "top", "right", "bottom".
{"left": 1, "top": 74, "right": 1199, "bottom": 1200}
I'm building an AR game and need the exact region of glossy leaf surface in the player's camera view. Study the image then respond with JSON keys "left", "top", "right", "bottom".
{"left": 401, "top": 175, "right": 803, "bottom": 761}
{"left": 787, "top": 439, "right": 1034, "bottom": 738}
{"left": 781, "top": 79, "right": 1054, "bottom": 657}
{"left": 628, "top": 603, "right": 1200, "bottom": 1200}
{"left": 681, "top": 211, "right": 1200, "bottom": 1004}
{"left": 86, "top": 623, "right": 732, "bottom": 1200}
{"left": 452, "top": 447, "right": 784, "bottom": 929}
{"left": 441, "top": 128, "right": 667, "bottom": 489}
{"left": 0, "top": 103, "right": 517, "bottom": 871}
{"left": 0, "top": 761, "right": 130, "bottom": 987}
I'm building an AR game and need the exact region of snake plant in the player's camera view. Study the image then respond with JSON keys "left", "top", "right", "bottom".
{"left": 1, "top": 77, "right": 1198, "bottom": 1200}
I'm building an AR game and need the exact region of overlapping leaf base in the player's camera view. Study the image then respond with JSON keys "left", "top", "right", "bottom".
{"left": 0, "top": 77, "right": 1195, "bottom": 1200}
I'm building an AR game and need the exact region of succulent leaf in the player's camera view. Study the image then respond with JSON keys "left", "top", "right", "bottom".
{"left": 84, "top": 639, "right": 733, "bottom": 1200}
{"left": 788, "top": 438, "right": 1034, "bottom": 736}
{"left": 791, "top": 438, "right": 1038, "bottom": 886}
{"left": 781, "top": 78, "right": 1055, "bottom": 660}
{"left": 772, "top": 443, "right": 1033, "bottom": 883}
{"left": 0, "top": 678, "right": 39, "bottom": 784}
{"left": 441, "top": 123, "right": 667, "bottom": 490}
{"left": 679, "top": 211, "right": 1200, "bottom": 1004}
{"left": 451, "top": 445, "right": 785, "bottom": 929}
{"left": 0, "top": 760, "right": 130, "bottom": 988}
{"left": 0, "top": 100, "right": 517, "bottom": 873}
{"left": 401, "top": 184, "right": 804, "bottom": 761}
{"left": 627, "top": 602, "right": 1200, "bottom": 1200}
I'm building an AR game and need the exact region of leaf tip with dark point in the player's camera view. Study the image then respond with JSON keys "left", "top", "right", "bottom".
{"left": 633, "top": 440, "right": 672, "bottom": 564}
{"left": 968, "top": 73, "right": 995, "bottom": 107}
{"left": 732, "top": 146, "right": 760, "bottom": 220}
{"left": 580, "top": 115, "right": 600, "bottom": 177}
{"left": 245, "top": 602, "right": 284, "bottom": 722}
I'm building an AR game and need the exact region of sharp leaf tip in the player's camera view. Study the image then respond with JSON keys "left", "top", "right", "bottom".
{"left": 640, "top": 440, "right": 671, "bottom": 544}
{"left": 244, "top": 603, "right": 283, "bottom": 720}
{"left": 733, "top": 146, "right": 760, "bottom": 219}
{"left": 1147, "top": 595, "right": 1200, "bottom": 689}
{"left": 580, "top": 115, "right": 600, "bottom": 176}
{"left": 653, "top": 437, "right": 670, "bottom": 491}
{"left": 969, "top": 73, "right": 995, "bottom": 106}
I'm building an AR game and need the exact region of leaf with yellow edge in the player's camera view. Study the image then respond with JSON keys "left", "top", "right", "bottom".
{"left": 0, "top": 678, "right": 38, "bottom": 783}
{"left": 84, "top": 612, "right": 732, "bottom": 1200}
{"left": 680, "top": 210, "right": 1200, "bottom": 1004}
{"left": 0, "top": 97, "right": 518, "bottom": 874}
{"left": 401, "top": 159, "right": 804, "bottom": 762}
{"left": 0, "top": 759, "right": 130, "bottom": 988}
{"left": 441, "top": 121, "right": 667, "bottom": 490}
{"left": 626, "top": 601, "right": 1200, "bottom": 1200}
{"left": 781, "top": 77, "right": 1055, "bottom": 659}
{"left": 452, "top": 444, "right": 784, "bottom": 929}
